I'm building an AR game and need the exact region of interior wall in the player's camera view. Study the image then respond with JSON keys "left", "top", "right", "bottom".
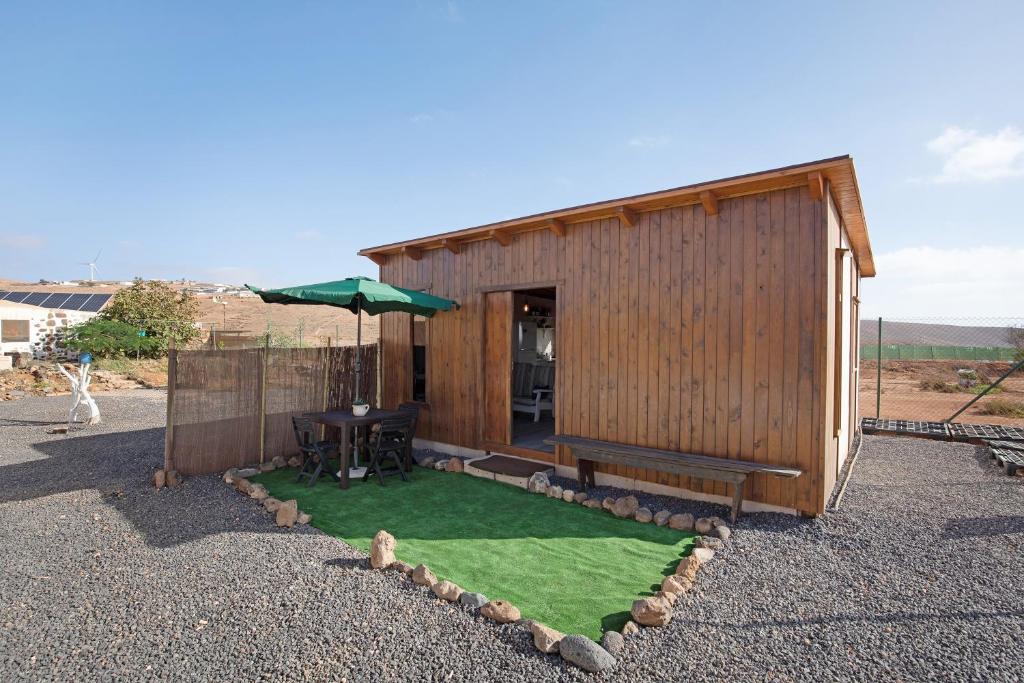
{"left": 378, "top": 185, "right": 830, "bottom": 514}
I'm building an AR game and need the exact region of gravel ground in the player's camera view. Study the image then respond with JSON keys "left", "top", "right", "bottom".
{"left": 1, "top": 393, "right": 1021, "bottom": 682}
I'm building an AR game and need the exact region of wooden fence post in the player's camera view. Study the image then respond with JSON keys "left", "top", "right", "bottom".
{"left": 258, "top": 336, "right": 269, "bottom": 464}
{"left": 163, "top": 339, "right": 177, "bottom": 472}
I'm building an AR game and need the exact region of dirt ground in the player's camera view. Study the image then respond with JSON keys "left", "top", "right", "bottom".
{"left": 859, "top": 359, "right": 1024, "bottom": 425}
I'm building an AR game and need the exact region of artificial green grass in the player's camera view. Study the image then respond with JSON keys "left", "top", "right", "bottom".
{"left": 252, "top": 467, "right": 695, "bottom": 640}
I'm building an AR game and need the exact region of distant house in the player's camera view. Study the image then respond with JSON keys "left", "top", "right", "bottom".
{"left": 0, "top": 290, "right": 113, "bottom": 360}
{"left": 359, "top": 156, "right": 874, "bottom": 516}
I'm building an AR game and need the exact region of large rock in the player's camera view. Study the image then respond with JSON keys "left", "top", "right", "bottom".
{"left": 601, "top": 497, "right": 615, "bottom": 512}
{"left": 236, "top": 467, "right": 259, "bottom": 478}
{"left": 694, "top": 517, "right": 715, "bottom": 534}
{"left": 166, "top": 470, "right": 181, "bottom": 487}
{"left": 695, "top": 535, "right": 724, "bottom": 551}
{"left": 692, "top": 547, "right": 716, "bottom": 563}
{"left": 661, "top": 574, "right": 691, "bottom": 595}
{"left": 546, "top": 485, "right": 563, "bottom": 500}
{"left": 653, "top": 510, "right": 672, "bottom": 526}
{"left": 708, "top": 515, "right": 728, "bottom": 528}
{"left": 713, "top": 524, "right": 732, "bottom": 540}
{"left": 480, "top": 600, "right": 520, "bottom": 623}
{"left": 370, "top": 530, "right": 397, "bottom": 569}
{"left": 262, "top": 497, "right": 282, "bottom": 513}
{"left": 559, "top": 635, "right": 616, "bottom": 673}
{"left": 445, "top": 457, "right": 464, "bottom": 473}
{"left": 287, "top": 456, "right": 301, "bottom": 468}
{"left": 271, "top": 455, "right": 287, "bottom": 468}
{"left": 601, "top": 630, "right": 625, "bottom": 656}
{"left": 668, "top": 513, "right": 694, "bottom": 531}
{"left": 296, "top": 512, "right": 312, "bottom": 525}
{"left": 458, "top": 592, "right": 488, "bottom": 609}
{"left": 433, "top": 459, "right": 449, "bottom": 471}
{"left": 412, "top": 564, "right": 437, "bottom": 586}
{"left": 527, "top": 472, "right": 550, "bottom": 494}
{"left": 388, "top": 561, "right": 414, "bottom": 575}
{"left": 531, "top": 622, "right": 564, "bottom": 654}
{"left": 634, "top": 507, "right": 653, "bottom": 523}
{"left": 153, "top": 470, "right": 166, "bottom": 489}
{"left": 675, "top": 555, "right": 702, "bottom": 581}
{"left": 234, "top": 478, "right": 252, "bottom": 495}
{"left": 582, "top": 499, "right": 603, "bottom": 509}
{"left": 431, "top": 580, "right": 463, "bottom": 602}
{"left": 276, "top": 500, "right": 298, "bottom": 528}
{"left": 573, "top": 491, "right": 589, "bottom": 504}
{"left": 631, "top": 596, "right": 673, "bottom": 627}
{"left": 259, "top": 462, "right": 276, "bottom": 473}
{"left": 561, "top": 489, "right": 575, "bottom": 503}
{"left": 420, "top": 456, "right": 436, "bottom": 469}
{"left": 222, "top": 468, "right": 238, "bottom": 484}
{"left": 612, "top": 496, "right": 640, "bottom": 519}
{"left": 655, "top": 589, "right": 678, "bottom": 606}
{"left": 621, "top": 620, "right": 640, "bottom": 636}
{"left": 248, "top": 483, "right": 269, "bottom": 501}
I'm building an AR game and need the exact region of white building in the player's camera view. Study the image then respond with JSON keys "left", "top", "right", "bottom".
{"left": 0, "top": 291, "right": 112, "bottom": 360}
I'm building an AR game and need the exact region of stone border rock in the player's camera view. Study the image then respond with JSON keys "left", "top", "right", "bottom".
{"left": 221, "top": 461, "right": 314, "bottom": 529}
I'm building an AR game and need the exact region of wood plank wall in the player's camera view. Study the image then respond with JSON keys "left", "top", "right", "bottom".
{"left": 378, "top": 185, "right": 853, "bottom": 514}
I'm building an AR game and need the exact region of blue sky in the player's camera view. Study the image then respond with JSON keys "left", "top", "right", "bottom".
{"left": 1, "top": 1, "right": 1022, "bottom": 317}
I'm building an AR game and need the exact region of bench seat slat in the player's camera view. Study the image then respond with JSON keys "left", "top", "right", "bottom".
{"left": 546, "top": 435, "right": 803, "bottom": 477}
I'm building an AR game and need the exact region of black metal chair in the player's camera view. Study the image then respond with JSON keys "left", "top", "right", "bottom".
{"left": 292, "top": 416, "right": 340, "bottom": 487}
{"left": 397, "top": 402, "right": 422, "bottom": 472}
{"left": 362, "top": 413, "right": 415, "bottom": 485}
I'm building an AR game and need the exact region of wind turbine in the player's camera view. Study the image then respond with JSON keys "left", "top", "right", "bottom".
{"left": 80, "top": 249, "right": 102, "bottom": 282}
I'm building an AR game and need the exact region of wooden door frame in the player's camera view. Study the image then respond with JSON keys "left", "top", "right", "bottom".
{"left": 477, "top": 281, "right": 562, "bottom": 460}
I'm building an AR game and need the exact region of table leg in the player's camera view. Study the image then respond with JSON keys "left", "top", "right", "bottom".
{"left": 339, "top": 424, "right": 351, "bottom": 489}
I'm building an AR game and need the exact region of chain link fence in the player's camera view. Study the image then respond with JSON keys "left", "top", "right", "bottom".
{"left": 859, "top": 317, "right": 1024, "bottom": 426}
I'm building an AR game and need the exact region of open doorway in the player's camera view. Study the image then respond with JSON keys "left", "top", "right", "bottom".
{"left": 510, "top": 287, "right": 556, "bottom": 452}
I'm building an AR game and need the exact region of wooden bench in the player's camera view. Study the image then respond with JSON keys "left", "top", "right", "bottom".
{"left": 546, "top": 435, "right": 803, "bottom": 521}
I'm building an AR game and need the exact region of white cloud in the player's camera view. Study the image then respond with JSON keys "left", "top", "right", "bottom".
{"left": 0, "top": 234, "right": 45, "bottom": 249}
{"left": 627, "top": 135, "right": 671, "bottom": 149}
{"left": 925, "top": 125, "right": 1024, "bottom": 183}
{"left": 860, "top": 246, "right": 1024, "bottom": 318}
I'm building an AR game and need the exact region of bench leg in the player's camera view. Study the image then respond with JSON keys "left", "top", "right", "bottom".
{"left": 730, "top": 478, "right": 747, "bottom": 523}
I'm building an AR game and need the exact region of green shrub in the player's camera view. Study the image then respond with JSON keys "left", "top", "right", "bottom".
{"left": 102, "top": 280, "right": 200, "bottom": 350}
{"left": 65, "top": 318, "right": 161, "bottom": 358}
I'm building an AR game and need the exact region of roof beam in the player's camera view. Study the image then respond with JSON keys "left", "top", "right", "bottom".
{"left": 401, "top": 245, "right": 423, "bottom": 261}
{"left": 441, "top": 238, "right": 461, "bottom": 255}
{"left": 808, "top": 171, "right": 824, "bottom": 201}
{"left": 615, "top": 206, "right": 637, "bottom": 228}
{"left": 489, "top": 229, "right": 511, "bottom": 246}
{"left": 547, "top": 218, "right": 566, "bottom": 237}
{"left": 700, "top": 190, "right": 718, "bottom": 216}
{"left": 367, "top": 253, "right": 388, "bottom": 267}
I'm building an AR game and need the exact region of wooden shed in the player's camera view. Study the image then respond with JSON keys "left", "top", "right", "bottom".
{"left": 359, "top": 156, "right": 874, "bottom": 516}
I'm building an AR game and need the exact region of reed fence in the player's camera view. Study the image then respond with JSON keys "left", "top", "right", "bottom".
{"left": 164, "top": 343, "right": 378, "bottom": 475}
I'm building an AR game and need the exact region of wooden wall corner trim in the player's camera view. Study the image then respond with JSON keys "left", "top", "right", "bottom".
{"left": 699, "top": 190, "right": 719, "bottom": 215}
{"left": 548, "top": 218, "right": 566, "bottom": 237}
{"left": 808, "top": 171, "right": 824, "bottom": 200}
{"left": 401, "top": 245, "right": 423, "bottom": 261}
{"left": 367, "top": 253, "right": 388, "bottom": 266}
{"left": 441, "top": 238, "right": 461, "bottom": 254}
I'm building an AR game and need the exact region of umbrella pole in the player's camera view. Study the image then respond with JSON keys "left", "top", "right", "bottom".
{"left": 355, "top": 298, "right": 362, "bottom": 404}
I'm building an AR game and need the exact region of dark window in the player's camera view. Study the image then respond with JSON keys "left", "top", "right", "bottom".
{"left": 1, "top": 319, "right": 30, "bottom": 342}
{"left": 412, "top": 315, "right": 428, "bottom": 402}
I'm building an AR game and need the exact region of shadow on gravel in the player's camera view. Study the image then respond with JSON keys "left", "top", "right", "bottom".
{"left": 0, "top": 417, "right": 71, "bottom": 427}
{"left": 942, "top": 515, "right": 1024, "bottom": 538}
{"left": 2, "top": 427, "right": 297, "bottom": 549}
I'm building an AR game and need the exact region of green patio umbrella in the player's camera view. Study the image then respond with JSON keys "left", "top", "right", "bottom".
{"left": 246, "top": 277, "right": 457, "bottom": 404}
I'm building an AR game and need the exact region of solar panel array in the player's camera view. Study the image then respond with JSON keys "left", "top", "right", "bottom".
{"left": 0, "top": 290, "right": 112, "bottom": 312}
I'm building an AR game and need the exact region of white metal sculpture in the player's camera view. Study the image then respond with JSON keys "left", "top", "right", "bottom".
{"left": 56, "top": 361, "right": 101, "bottom": 427}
